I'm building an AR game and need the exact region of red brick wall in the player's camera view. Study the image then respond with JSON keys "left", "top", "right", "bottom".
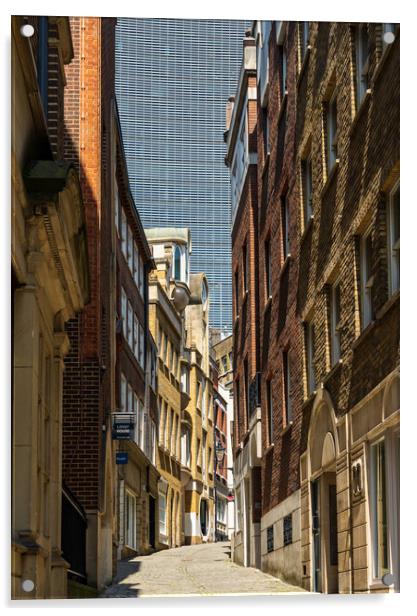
{"left": 62, "top": 17, "right": 116, "bottom": 511}
{"left": 257, "top": 22, "right": 305, "bottom": 514}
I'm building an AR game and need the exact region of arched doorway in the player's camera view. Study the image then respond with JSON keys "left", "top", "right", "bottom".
{"left": 307, "top": 389, "right": 339, "bottom": 594}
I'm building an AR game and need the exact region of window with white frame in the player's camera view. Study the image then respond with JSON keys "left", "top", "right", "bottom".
{"left": 360, "top": 228, "right": 374, "bottom": 329}
{"left": 281, "top": 192, "right": 290, "bottom": 259}
{"left": 127, "top": 225, "right": 133, "bottom": 271}
{"left": 326, "top": 90, "right": 338, "bottom": 173}
{"left": 330, "top": 280, "right": 342, "bottom": 365}
{"left": 202, "top": 431, "right": 207, "bottom": 480}
{"left": 114, "top": 180, "right": 120, "bottom": 233}
{"left": 159, "top": 492, "right": 167, "bottom": 535}
{"left": 139, "top": 254, "right": 144, "bottom": 297}
{"left": 125, "top": 491, "right": 136, "bottom": 549}
{"left": 305, "top": 320, "right": 316, "bottom": 396}
{"left": 301, "top": 152, "right": 313, "bottom": 229}
{"left": 278, "top": 43, "right": 287, "bottom": 99}
{"left": 127, "top": 382, "right": 133, "bottom": 414}
{"left": 283, "top": 349, "right": 292, "bottom": 424}
{"left": 121, "top": 209, "right": 127, "bottom": 257}
{"left": 266, "top": 379, "right": 273, "bottom": 445}
{"left": 299, "top": 22, "right": 309, "bottom": 64}
{"left": 169, "top": 409, "right": 174, "bottom": 454}
{"left": 133, "top": 242, "right": 139, "bottom": 287}
{"left": 382, "top": 23, "right": 396, "bottom": 53}
{"left": 355, "top": 24, "right": 370, "bottom": 109}
{"left": 133, "top": 393, "right": 140, "bottom": 444}
{"left": 120, "top": 373, "right": 127, "bottom": 412}
{"left": 181, "top": 425, "right": 191, "bottom": 467}
{"left": 230, "top": 100, "right": 248, "bottom": 218}
{"left": 388, "top": 181, "right": 400, "bottom": 295}
{"left": 139, "top": 324, "right": 145, "bottom": 368}
{"left": 257, "top": 21, "right": 271, "bottom": 105}
{"left": 121, "top": 287, "right": 127, "bottom": 337}
{"left": 159, "top": 398, "right": 166, "bottom": 444}
{"left": 370, "top": 439, "right": 389, "bottom": 580}
{"left": 151, "top": 421, "right": 156, "bottom": 465}
{"left": 133, "top": 313, "right": 139, "bottom": 360}
{"left": 138, "top": 399, "right": 144, "bottom": 450}
{"left": 127, "top": 301, "right": 133, "bottom": 348}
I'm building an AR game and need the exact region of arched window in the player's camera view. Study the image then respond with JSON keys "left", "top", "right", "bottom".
{"left": 174, "top": 245, "right": 182, "bottom": 280}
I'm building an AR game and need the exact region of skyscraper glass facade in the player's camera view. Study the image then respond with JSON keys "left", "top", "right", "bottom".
{"left": 115, "top": 18, "right": 249, "bottom": 332}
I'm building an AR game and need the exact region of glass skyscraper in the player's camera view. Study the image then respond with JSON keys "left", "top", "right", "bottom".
{"left": 115, "top": 18, "right": 249, "bottom": 332}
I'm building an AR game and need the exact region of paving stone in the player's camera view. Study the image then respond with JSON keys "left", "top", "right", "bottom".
{"left": 101, "top": 541, "right": 305, "bottom": 598}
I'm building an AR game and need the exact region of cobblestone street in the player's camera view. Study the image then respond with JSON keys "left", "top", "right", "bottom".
{"left": 102, "top": 542, "right": 305, "bottom": 598}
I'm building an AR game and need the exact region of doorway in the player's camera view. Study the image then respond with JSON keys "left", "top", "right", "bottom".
{"left": 149, "top": 495, "right": 155, "bottom": 548}
{"left": 311, "top": 472, "right": 338, "bottom": 593}
{"left": 200, "top": 498, "right": 208, "bottom": 537}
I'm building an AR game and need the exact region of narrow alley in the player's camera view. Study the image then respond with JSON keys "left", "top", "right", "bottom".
{"left": 102, "top": 542, "right": 304, "bottom": 598}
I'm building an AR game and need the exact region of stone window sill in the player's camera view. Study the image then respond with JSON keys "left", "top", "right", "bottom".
{"left": 350, "top": 89, "right": 372, "bottom": 137}
{"left": 297, "top": 45, "right": 311, "bottom": 88}
{"left": 376, "top": 290, "right": 399, "bottom": 321}
{"left": 279, "top": 254, "right": 291, "bottom": 279}
{"left": 263, "top": 295, "right": 272, "bottom": 314}
{"left": 352, "top": 320, "right": 377, "bottom": 351}
{"left": 300, "top": 215, "right": 314, "bottom": 243}
{"left": 277, "top": 92, "right": 288, "bottom": 124}
{"left": 321, "top": 159, "right": 339, "bottom": 198}
{"left": 282, "top": 421, "right": 293, "bottom": 436}
{"left": 264, "top": 443, "right": 274, "bottom": 455}
{"left": 322, "top": 359, "right": 343, "bottom": 384}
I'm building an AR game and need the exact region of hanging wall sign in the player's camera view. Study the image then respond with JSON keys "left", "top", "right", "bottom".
{"left": 111, "top": 412, "right": 136, "bottom": 440}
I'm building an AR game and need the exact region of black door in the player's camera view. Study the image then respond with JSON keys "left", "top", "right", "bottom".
{"left": 149, "top": 495, "right": 155, "bottom": 548}
{"left": 311, "top": 479, "right": 321, "bottom": 592}
{"left": 200, "top": 499, "right": 208, "bottom": 536}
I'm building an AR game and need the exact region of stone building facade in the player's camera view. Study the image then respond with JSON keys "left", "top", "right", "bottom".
{"left": 12, "top": 16, "right": 90, "bottom": 599}
{"left": 227, "top": 20, "right": 400, "bottom": 594}
{"left": 225, "top": 31, "right": 261, "bottom": 569}
{"left": 184, "top": 273, "right": 215, "bottom": 544}
{"left": 146, "top": 228, "right": 190, "bottom": 549}
{"left": 113, "top": 104, "right": 159, "bottom": 560}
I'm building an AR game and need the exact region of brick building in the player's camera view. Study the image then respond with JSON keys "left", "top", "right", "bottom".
{"left": 295, "top": 21, "right": 400, "bottom": 594}
{"left": 12, "top": 16, "right": 90, "bottom": 598}
{"left": 225, "top": 31, "right": 261, "bottom": 568}
{"left": 61, "top": 16, "right": 118, "bottom": 592}
{"left": 227, "top": 20, "right": 400, "bottom": 594}
{"left": 212, "top": 334, "right": 235, "bottom": 540}
{"left": 255, "top": 20, "right": 305, "bottom": 587}
{"left": 113, "top": 104, "right": 159, "bottom": 560}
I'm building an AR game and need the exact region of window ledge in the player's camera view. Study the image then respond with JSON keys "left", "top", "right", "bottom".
{"left": 376, "top": 290, "right": 399, "bottom": 321}
{"left": 302, "top": 390, "right": 317, "bottom": 408}
{"left": 322, "top": 359, "right": 343, "bottom": 384}
{"left": 264, "top": 443, "right": 274, "bottom": 455}
{"left": 373, "top": 33, "right": 397, "bottom": 85}
{"left": 277, "top": 92, "right": 288, "bottom": 125}
{"left": 350, "top": 89, "right": 372, "bottom": 137}
{"left": 233, "top": 314, "right": 240, "bottom": 330}
{"left": 352, "top": 320, "right": 377, "bottom": 351}
{"left": 262, "top": 152, "right": 270, "bottom": 177}
{"left": 297, "top": 45, "right": 311, "bottom": 88}
{"left": 322, "top": 159, "right": 339, "bottom": 197}
{"left": 242, "top": 289, "right": 249, "bottom": 306}
{"left": 300, "top": 215, "right": 314, "bottom": 243}
{"left": 282, "top": 421, "right": 293, "bottom": 436}
{"left": 279, "top": 254, "right": 291, "bottom": 279}
{"left": 263, "top": 295, "right": 272, "bottom": 314}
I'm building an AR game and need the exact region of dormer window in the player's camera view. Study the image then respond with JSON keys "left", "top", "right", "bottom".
{"left": 174, "top": 245, "right": 181, "bottom": 280}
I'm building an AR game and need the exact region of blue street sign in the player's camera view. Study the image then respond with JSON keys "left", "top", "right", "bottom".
{"left": 116, "top": 452, "right": 128, "bottom": 465}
